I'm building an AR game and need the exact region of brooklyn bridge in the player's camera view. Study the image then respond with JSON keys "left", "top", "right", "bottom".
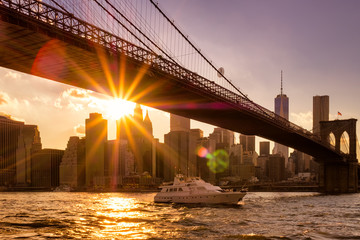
{"left": 0, "top": 0, "right": 358, "bottom": 193}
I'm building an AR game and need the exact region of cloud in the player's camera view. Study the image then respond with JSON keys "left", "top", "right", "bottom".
{"left": 290, "top": 111, "right": 312, "bottom": 130}
{"left": 67, "top": 102, "right": 84, "bottom": 111}
{"left": 63, "top": 88, "right": 91, "bottom": 99}
{"left": 74, "top": 124, "right": 85, "bottom": 135}
{"left": 0, "top": 92, "right": 8, "bottom": 105}
{"left": 5, "top": 71, "right": 21, "bottom": 79}
{"left": 55, "top": 88, "right": 93, "bottom": 111}
{"left": 54, "top": 97, "right": 63, "bottom": 109}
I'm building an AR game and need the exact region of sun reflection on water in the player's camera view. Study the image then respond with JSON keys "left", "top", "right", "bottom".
{"left": 91, "top": 195, "right": 157, "bottom": 239}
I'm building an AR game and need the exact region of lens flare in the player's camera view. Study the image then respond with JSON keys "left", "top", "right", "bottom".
{"left": 206, "top": 149, "right": 229, "bottom": 173}
{"left": 197, "top": 147, "right": 209, "bottom": 158}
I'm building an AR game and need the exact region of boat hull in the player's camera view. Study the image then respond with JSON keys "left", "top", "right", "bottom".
{"left": 154, "top": 192, "right": 246, "bottom": 205}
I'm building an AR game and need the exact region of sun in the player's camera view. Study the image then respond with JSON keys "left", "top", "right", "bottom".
{"left": 105, "top": 98, "right": 135, "bottom": 120}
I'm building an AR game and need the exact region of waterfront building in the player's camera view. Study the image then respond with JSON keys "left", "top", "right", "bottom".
{"left": 313, "top": 95, "right": 329, "bottom": 136}
{"left": 240, "top": 134, "right": 255, "bottom": 152}
{"left": 268, "top": 154, "right": 285, "bottom": 182}
{"left": 164, "top": 130, "right": 189, "bottom": 181}
{"left": 18, "top": 125, "right": 42, "bottom": 185}
{"left": 0, "top": 115, "right": 23, "bottom": 186}
{"left": 85, "top": 113, "right": 107, "bottom": 187}
{"left": 238, "top": 164, "right": 256, "bottom": 180}
{"left": 31, "top": 148, "right": 64, "bottom": 188}
{"left": 229, "top": 144, "right": 243, "bottom": 176}
{"left": 259, "top": 141, "right": 270, "bottom": 156}
{"left": 163, "top": 114, "right": 190, "bottom": 181}
{"left": 208, "top": 128, "right": 235, "bottom": 180}
{"left": 153, "top": 138, "right": 165, "bottom": 179}
{"left": 59, "top": 136, "right": 85, "bottom": 190}
{"left": 273, "top": 71, "right": 289, "bottom": 165}
{"left": 189, "top": 129, "right": 203, "bottom": 177}
{"left": 256, "top": 155, "right": 269, "bottom": 180}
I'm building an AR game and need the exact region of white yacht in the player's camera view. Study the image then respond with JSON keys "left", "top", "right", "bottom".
{"left": 154, "top": 174, "right": 246, "bottom": 205}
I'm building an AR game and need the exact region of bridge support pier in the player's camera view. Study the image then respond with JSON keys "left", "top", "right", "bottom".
{"left": 319, "top": 161, "right": 358, "bottom": 193}
{"left": 319, "top": 119, "right": 358, "bottom": 193}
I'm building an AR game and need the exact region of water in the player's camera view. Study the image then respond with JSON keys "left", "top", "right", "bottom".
{"left": 0, "top": 192, "right": 359, "bottom": 239}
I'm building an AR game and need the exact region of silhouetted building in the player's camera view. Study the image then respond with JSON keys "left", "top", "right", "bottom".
{"left": 209, "top": 128, "right": 234, "bottom": 149}
{"left": 313, "top": 95, "right": 329, "bottom": 136}
{"left": 273, "top": 71, "right": 289, "bottom": 164}
{"left": 259, "top": 141, "right": 270, "bottom": 156}
{"left": 189, "top": 129, "right": 203, "bottom": 177}
{"left": 208, "top": 128, "right": 234, "bottom": 180}
{"left": 256, "top": 155, "right": 269, "bottom": 180}
{"left": 153, "top": 139, "right": 165, "bottom": 179}
{"left": 238, "top": 164, "right": 256, "bottom": 180}
{"left": 163, "top": 115, "right": 200, "bottom": 181}
{"left": 85, "top": 113, "right": 107, "bottom": 187}
{"left": 196, "top": 137, "right": 216, "bottom": 183}
{"left": 0, "top": 115, "right": 23, "bottom": 186}
{"left": 59, "top": 136, "right": 85, "bottom": 190}
{"left": 31, "top": 149, "right": 64, "bottom": 188}
{"left": 116, "top": 105, "right": 153, "bottom": 175}
{"left": 229, "top": 144, "right": 242, "bottom": 176}
{"left": 240, "top": 134, "right": 255, "bottom": 152}
{"left": 170, "top": 114, "right": 190, "bottom": 132}
{"left": 268, "top": 154, "right": 285, "bottom": 182}
{"left": 16, "top": 125, "right": 42, "bottom": 186}
{"left": 164, "top": 131, "right": 189, "bottom": 181}
{"left": 290, "top": 150, "right": 312, "bottom": 174}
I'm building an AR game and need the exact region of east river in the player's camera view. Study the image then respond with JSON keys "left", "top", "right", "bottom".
{"left": 0, "top": 192, "right": 359, "bottom": 239}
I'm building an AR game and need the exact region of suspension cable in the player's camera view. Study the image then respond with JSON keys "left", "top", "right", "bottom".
{"left": 149, "top": 0, "right": 248, "bottom": 99}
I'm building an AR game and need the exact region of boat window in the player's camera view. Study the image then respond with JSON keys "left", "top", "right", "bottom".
{"left": 169, "top": 188, "right": 173, "bottom": 192}
{"left": 179, "top": 188, "right": 183, "bottom": 191}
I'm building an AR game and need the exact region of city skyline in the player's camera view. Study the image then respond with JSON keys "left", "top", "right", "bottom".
{"left": 0, "top": 1, "right": 359, "bottom": 238}
{"left": 1, "top": 0, "right": 360, "bottom": 152}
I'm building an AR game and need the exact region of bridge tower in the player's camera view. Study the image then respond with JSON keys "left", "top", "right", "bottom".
{"left": 319, "top": 119, "right": 358, "bottom": 193}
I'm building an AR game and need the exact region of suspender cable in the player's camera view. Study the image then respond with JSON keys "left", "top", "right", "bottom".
{"left": 93, "top": 0, "right": 157, "bottom": 55}
{"left": 149, "top": 1, "right": 244, "bottom": 96}
{"left": 101, "top": 0, "right": 179, "bottom": 66}
{"left": 149, "top": 0, "right": 272, "bottom": 117}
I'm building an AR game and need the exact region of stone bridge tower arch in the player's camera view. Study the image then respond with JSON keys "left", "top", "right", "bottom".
{"left": 320, "top": 118, "right": 357, "bottom": 160}
{"left": 319, "top": 118, "right": 358, "bottom": 193}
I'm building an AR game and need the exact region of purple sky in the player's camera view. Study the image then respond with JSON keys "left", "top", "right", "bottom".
{"left": 1, "top": 0, "right": 360, "bottom": 151}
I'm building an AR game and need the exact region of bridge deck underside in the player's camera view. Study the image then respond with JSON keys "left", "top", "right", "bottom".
{"left": 0, "top": 13, "right": 341, "bottom": 161}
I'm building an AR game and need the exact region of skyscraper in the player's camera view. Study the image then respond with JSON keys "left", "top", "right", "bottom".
{"left": 17, "top": 125, "right": 42, "bottom": 185}
{"left": 209, "top": 128, "right": 234, "bottom": 149}
{"left": 170, "top": 114, "right": 190, "bottom": 132}
{"left": 85, "top": 113, "right": 107, "bottom": 187}
{"left": 259, "top": 141, "right": 270, "bottom": 156}
{"left": 273, "top": 71, "right": 289, "bottom": 163}
{"left": 116, "top": 105, "right": 154, "bottom": 175}
{"left": 0, "top": 115, "right": 24, "bottom": 187}
{"left": 59, "top": 136, "right": 86, "bottom": 190}
{"left": 313, "top": 95, "right": 329, "bottom": 136}
{"left": 240, "top": 134, "right": 255, "bottom": 152}
{"left": 31, "top": 148, "right": 64, "bottom": 188}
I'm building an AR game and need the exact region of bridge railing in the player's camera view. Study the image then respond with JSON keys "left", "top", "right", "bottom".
{"left": 1, "top": 0, "right": 331, "bottom": 149}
